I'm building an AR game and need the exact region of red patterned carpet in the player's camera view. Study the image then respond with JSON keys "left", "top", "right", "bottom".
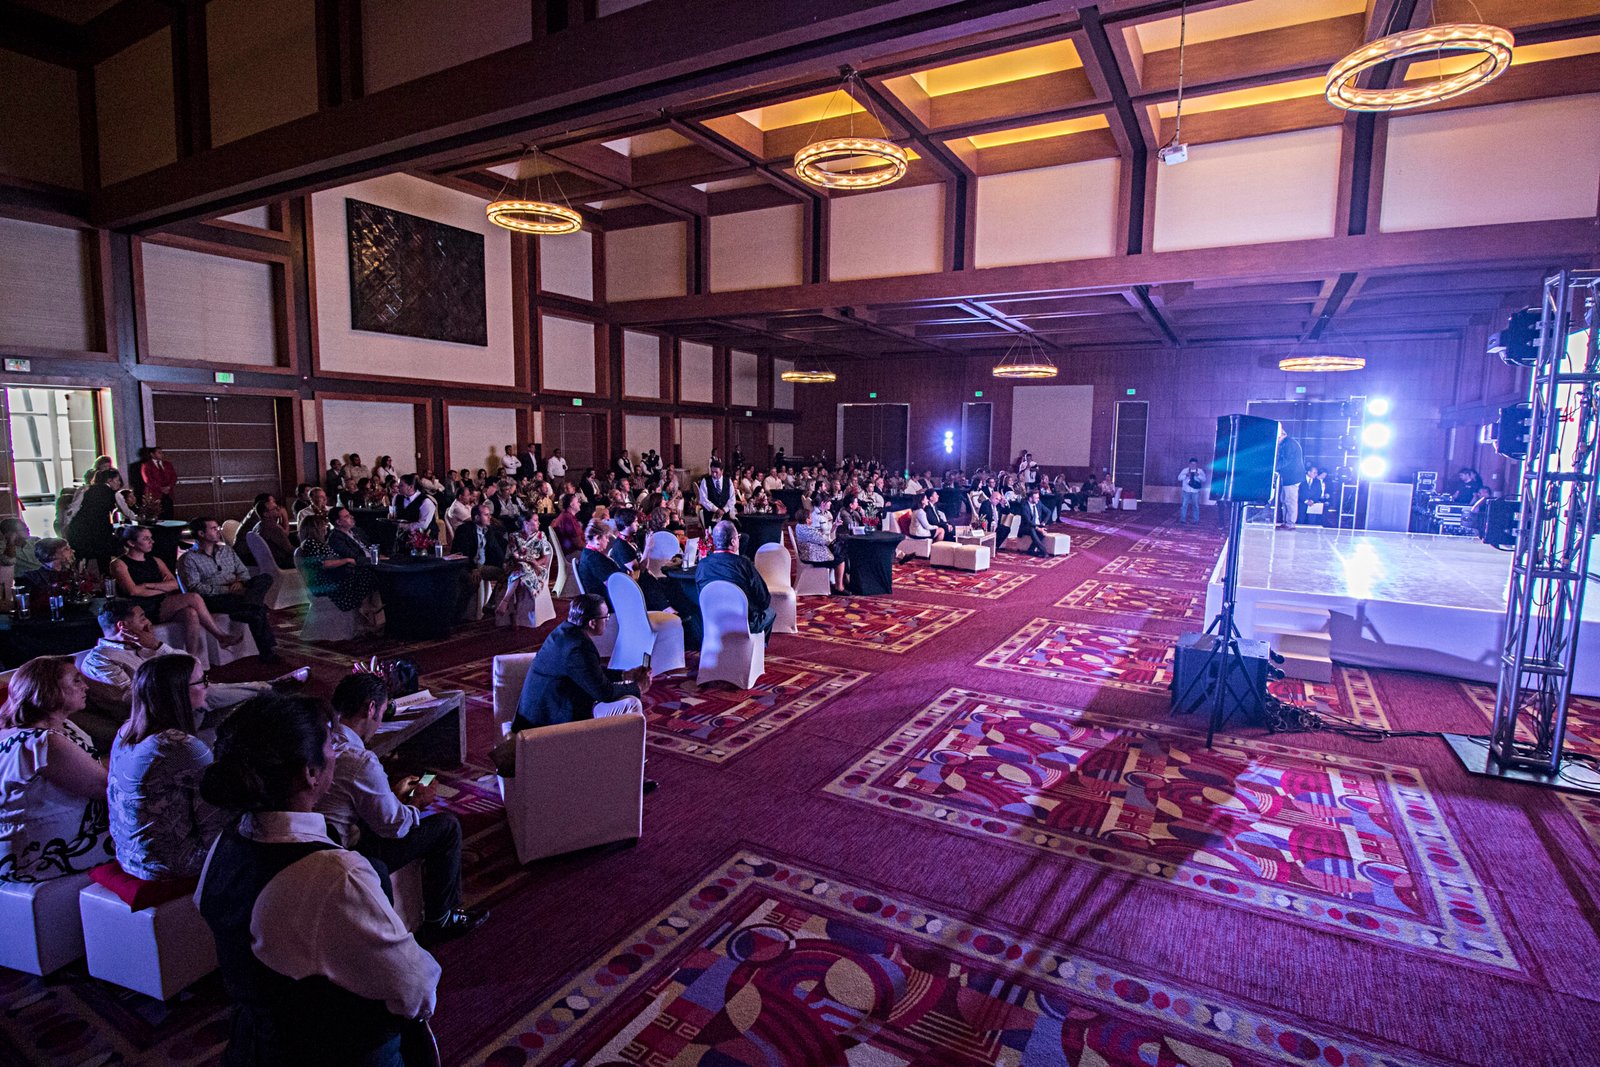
{"left": 6, "top": 505, "right": 1600, "bottom": 1067}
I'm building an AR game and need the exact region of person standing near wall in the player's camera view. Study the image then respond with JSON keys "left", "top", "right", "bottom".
{"left": 1274, "top": 427, "right": 1305, "bottom": 531}
{"left": 1177, "top": 458, "right": 1205, "bottom": 525}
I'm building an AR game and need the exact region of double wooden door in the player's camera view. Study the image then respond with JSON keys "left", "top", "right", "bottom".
{"left": 149, "top": 392, "right": 289, "bottom": 518}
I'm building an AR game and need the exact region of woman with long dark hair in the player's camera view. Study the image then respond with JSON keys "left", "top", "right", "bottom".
{"left": 198, "top": 693, "right": 439, "bottom": 1066}
{"left": 107, "top": 654, "right": 227, "bottom": 881}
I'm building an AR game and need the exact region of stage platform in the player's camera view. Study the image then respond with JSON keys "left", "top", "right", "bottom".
{"left": 1204, "top": 525, "right": 1600, "bottom": 695}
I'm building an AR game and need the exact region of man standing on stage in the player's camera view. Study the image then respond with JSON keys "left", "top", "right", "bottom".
{"left": 1177, "top": 458, "right": 1205, "bottom": 525}
{"left": 1275, "top": 426, "right": 1305, "bottom": 531}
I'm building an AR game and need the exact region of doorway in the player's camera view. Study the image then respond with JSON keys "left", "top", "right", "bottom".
{"left": 961, "top": 402, "right": 992, "bottom": 471}
{"left": 6, "top": 386, "right": 105, "bottom": 533}
{"left": 837, "top": 403, "right": 909, "bottom": 473}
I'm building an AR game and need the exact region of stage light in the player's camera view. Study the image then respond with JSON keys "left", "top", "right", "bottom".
{"left": 1360, "top": 455, "right": 1388, "bottom": 479}
{"left": 1361, "top": 423, "right": 1392, "bottom": 448}
{"left": 943, "top": 430, "right": 955, "bottom": 455}
{"left": 1365, "top": 397, "right": 1390, "bottom": 417}
{"left": 1493, "top": 404, "right": 1531, "bottom": 460}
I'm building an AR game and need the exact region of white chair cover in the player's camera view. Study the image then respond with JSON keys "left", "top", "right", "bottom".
{"left": 787, "top": 526, "right": 833, "bottom": 597}
{"left": 245, "top": 529, "right": 308, "bottom": 609}
{"left": 220, "top": 519, "right": 240, "bottom": 546}
{"left": 754, "top": 543, "right": 798, "bottom": 635}
{"left": 697, "top": 580, "right": 765, "bottom": 689}
{"left": 606, "top": 572, "right": 686, "bottom": 674}
{"left": 643, "top": 531, "right": 681, "bottom": 578}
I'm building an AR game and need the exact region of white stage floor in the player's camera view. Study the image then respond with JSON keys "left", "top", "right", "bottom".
{"left": 1205, "top": 526, "right": 1600, "bottom": 693}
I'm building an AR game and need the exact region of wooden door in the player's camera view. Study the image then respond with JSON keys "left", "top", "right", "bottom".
{"left": 151, "top": 392, "right": 286, "bottom": 518}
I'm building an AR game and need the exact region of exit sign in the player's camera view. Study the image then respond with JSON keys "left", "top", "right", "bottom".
{"left": 572, "top": 397, "right": 583, "bottom": 406}
{"left": 4, "top": 358, "right": 30, "bottom": 373}
{"left": 869, "top": 392, "right": 877, "bottom": 399}
{"left": 214, "top": 371, "right": 234, "bottom": 384}
{"left": 1126, "top": 388, "right": 1137, "bottom": 396}
{"left": 974, "top": 390, "right": 983, "bottom": 398}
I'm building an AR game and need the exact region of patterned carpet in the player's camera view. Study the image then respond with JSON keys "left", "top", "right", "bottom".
{"left": 7, "top": 503, "right": 1600, "bottom": 1067}
{"left": 1457, "top": 683, "right": 1600, "bottom": 760}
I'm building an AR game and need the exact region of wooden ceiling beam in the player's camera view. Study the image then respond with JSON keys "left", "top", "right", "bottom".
{"left": 608, "top": 217, "right": 1598, "bottom": 324}
{"left": 1078, "top": 5, "right": 1150, "bottom": 257}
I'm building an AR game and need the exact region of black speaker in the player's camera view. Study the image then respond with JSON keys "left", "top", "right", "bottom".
{"left": 1481, "top": 497, "right": 1519, "bottom": 548}
{"left": 1212, "top": 414, "right": 1279, "bottom": 502}
{"left": 1171, "top": 634, "right": 1274, "bottom": 724}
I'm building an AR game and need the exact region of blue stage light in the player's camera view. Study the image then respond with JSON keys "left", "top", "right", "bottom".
{"left": 1366, "top": 397, "right": 1391, "bottom": 417}
{"left": 1361, "top": 424, "right": 1392, "bottom": 448}
{"left": 1360, "top": 455, "right": 1388, "bottom": 479}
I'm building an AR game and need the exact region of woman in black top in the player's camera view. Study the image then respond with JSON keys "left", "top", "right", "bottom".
{"left": 66, "top": 468, "right": 125, "bottom": 572}
{"left": 110, "top": 526, "right": 243, "bottom": 659}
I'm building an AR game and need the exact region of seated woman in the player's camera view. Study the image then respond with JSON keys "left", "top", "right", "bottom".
{"left": 294, "top": 514, "right": 380, "bottom": 621}
{"left": 107, "top": 654, "right": 227, "bottom": 882}
{"left": 795, "top": 507, "right": 845, "bottom": 592}
{"left": 111, "top": 526, "right": 242, "bottom": 659}
{"left": 197, "top": 693, "right": 439, "bottom": 1065}
{"left": 496, "top": 513, "right": 553, "bottom": 624}
{"left": 0, "top": 516, "right": 39, "bottom": 579}
{"left": 550, "top": 493, "right": 584, "bottom": 558}
{"left": 0, "top": 656, "right": 111, "bottom": 882}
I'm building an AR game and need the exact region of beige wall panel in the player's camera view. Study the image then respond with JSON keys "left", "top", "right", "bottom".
{"left": 311, "top": 173, "right": 516, "bottom": 385}
{"left": 446, "top": 404, "right": 518, "bottom": 473}
{"left": 142, "top": 243, "right": 280, "bottom": 366}
{"left": 0, "top": 219, "right": 96, "bottom": 352}
{"left": 320, "top": 399, "right": 420, "bottom": 472}
{"left": 0, "top": 51, "right": 82, "bottom": 189}
{"left": 1152, "top": 127, "right": 1341, "bottom": 253}
{"left": 361, "top": 0, "right": 533, "bottom": 93}
{"left": 624, "top": 414, "right": 662, "bottom": 460}
{"left": 623, "top": 331, "right": 662, "bottom": 398}
{"left": 709, "top": 204, "right": 804, "bottom": 292}
{"left": 96, "top": 28, "right": 177, "bottom": 186}
{"left": 539, "top": 229, "right": 595, "bottom": 301}
{"left": 679, "top": 341, "right": 714, "bottom": 403}
{"left": 770, "top": 422, "right": 794, "bottom": 456}
{"left": 605, "top": 222, "right": 688, "bottom": 301}
{"left": 679, "top": 417, "right": 714, "bottom": 475}
{"left": 208, "top": 0, "right": 318, "bottom": 147}
{"left": 975, "top": 159, "right": 1120, "bottom": 268}
{"left": 772, "top": 359, "right": 795, "bottom": 410}
{"left": 1381, "top": 95, "right": 1600, "bottom": 233}
{"left": 540, "top": 315, "right": 598, "bottom": 394}
{"left": 730, "top": 349, "right": 759, "bottom": 407}
{"left": 216, "top": 206, "right": 273, "bottom": 228}
{"left": 830, "top": 183, "right": 945, "bottom": 281}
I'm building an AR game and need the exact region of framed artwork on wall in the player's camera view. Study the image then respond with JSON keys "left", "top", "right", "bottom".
{"left": 346, "top": 198, "right": 488, "bottom": 346}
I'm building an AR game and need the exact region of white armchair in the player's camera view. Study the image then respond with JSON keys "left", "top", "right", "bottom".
{"left": 890, "top": 510, "right": 933, "bottom": 559}
{"left": 606, "top": 572, "right": 685, "bottom": 674}
{"left": 490, "top": 653, "right": 646, "bottom": 864}
{"left": 245, "top": 529, "right": 308, "bottom": 609}
{"left": 754, "top": 544, "right": 797, "bottom": 635}
{"left": 697, "top": 580, "right": 765, "bottom": 689}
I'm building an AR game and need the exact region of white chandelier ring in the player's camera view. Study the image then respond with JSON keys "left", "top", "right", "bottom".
{"left": 1325, "top": 23, "right": 1514, "bottom": 113}
{"left": 486, "top": 199, "right": 584, "bottom": 235}
{"left": 780, "top": 368, "right": 837, "bottom": 384}
{"left": 992, "top": 360, "right": 1059, "bottom": 380}
{"left": 1278, "top": 355, "right": 1366, "bottom": 373}
{"left": 793, "top": 137, "right": 909, "bottom": 191}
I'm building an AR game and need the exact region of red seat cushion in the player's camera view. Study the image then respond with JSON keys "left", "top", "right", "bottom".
{"left": 89, "top": 860, "right": 197, "bottom": 911}
{"left": 896, "top": 511, "right": 912, "bottom": 535}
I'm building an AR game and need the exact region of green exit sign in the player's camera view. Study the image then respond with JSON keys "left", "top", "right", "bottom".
{"left": 1295, "top": 385, "right": 1307, "bottom": 394}
{"left": 869, "top": 392, "right": 877, "bottom": 399}
{"left": 1125, "top": 388, "right": 1136, "bottom": 396}
{"left": 214, "top": 372, "right": 234, "bottom": 384}
{"left": 974, "top": 390, "right": 983, "bottom": 398}
{"left": 572, "top": 397, "right": 583, "bottom": 406}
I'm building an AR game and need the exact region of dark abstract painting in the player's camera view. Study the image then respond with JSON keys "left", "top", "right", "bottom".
{"left": 346, "top": 198, "right": 488, "bottom": 346}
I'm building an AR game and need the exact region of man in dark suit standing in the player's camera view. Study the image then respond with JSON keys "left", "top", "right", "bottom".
{"left": 450, "top": 503, "right": 508, "bottom": 619}
{"left": 577, "top": 518, "right": 626, "bottom": 608}
{"left": 695, "top": 520, "right": 775, "bottom": 638}
{"left": 697, "top": 460, "right": 734, "bottom": 528}
{"left": 1275, "top": 426, "right": 1307, "bottom": 531}
{"left": 1017, "top": 488, "right": 1050, "bottom": 556}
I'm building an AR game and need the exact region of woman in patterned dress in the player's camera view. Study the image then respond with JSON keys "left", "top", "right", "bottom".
{"left": 294, "top": 514, "right": 379, "bottom": 614}
{"left": 495, "top": 513, "right": 552, "bottom": 621}
{"left": 0, "top": 656, "right": 111, "bottom": 882}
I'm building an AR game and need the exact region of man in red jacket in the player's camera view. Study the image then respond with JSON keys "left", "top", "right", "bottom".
{"left": 140, "top": 446, "right": 178, "bottom": 519}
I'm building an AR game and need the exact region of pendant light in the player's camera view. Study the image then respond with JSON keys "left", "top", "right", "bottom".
{"left": 793, "top": 69, "right": 908, "bottom": 192}
{"left": 486, "top": 145, "right": 583, "bottom": 235}
{"left": 1325, "top": 0, "right": 1513, "bottom": 114}
{"left": 991, "top": 331, "right": 1058, "bottom": 380}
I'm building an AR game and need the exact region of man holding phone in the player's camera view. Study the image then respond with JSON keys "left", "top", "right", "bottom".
{"left": 319, "top": 673, "right": 488, "bottom": 947}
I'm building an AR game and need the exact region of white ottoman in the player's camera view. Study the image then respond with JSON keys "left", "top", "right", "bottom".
{"left": 80, "top": 882, "right": 218, "bottom": 999}
{"left": 0, "top": 873, "right": 90, "bottom": 975}
{"left": 1086, "top": 498, "right": 1106, "bottom": 513}
{"left": 929, "top": 542, "right": 990, "bottom": 571}
{"left": 1043, "top": 533, "right": 1071, "bottom": 556}
{"left": 1117, "top": 497, "right": 1138, "bottom": 511}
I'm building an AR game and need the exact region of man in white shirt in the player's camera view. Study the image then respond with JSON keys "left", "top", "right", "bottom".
{"left": 345, "top": 452, "right": 370, "bottom": 484}
{"left": 318, "top": 674, "right": 485, "bottom": 947}
{"left": 546, "top": 448, "right": 568, "bottom": 479}
{"left": 697, "top": 460, "right": 734, "bottom": 528}
{"left": 1178, "top": 458, "right": 1206, "bottom": 525}
{"left": 904, "top": 473, "right": 924, "bottom": 495}
{"left": 80, "top": 599, "right": 303, "bottom": 713}
{"left": 444, "top": 487, "right": 476, "bottom": 533}
{"left": 295, "top": 487, "right": 330, "bottom": 529}
{"left": 393, "top": 475, "right": 438, "bottom": 537}
{"left": 763, "top": 470, "right": 784, "bottom": 492}
{"left": 500, "top": 445, "right": 520, "bottom": 478}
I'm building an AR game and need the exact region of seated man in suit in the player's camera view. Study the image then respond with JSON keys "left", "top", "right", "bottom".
{"left": 327, "top": 505, "right": 372, "bottom": 561}
{"left": 577, "top": 518, "right": 626, "bottom": 608}
{"left": 695, "top": 520, "right": 776, "bottom": 638}
{"left": 505, "top": 594, "right": 655, "bottom": 790}
{"left": 1017, "top": 488, "right": 1050, "bottom": 557}
{"left": 450, "top": 502, "right": 508, "bottom": 620}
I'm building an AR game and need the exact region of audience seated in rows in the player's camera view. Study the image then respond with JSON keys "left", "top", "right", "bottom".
{"left": 196, "top": 693, "right": 440, "bottom": 1066}
{"left": 320, "top": 674, "right": 485, "bottom": 946}
{"left": 0, "top": 656, "right": 111, "bottom": 882}
{"left": 696, "top": 521, "right": 775, "bottom": 638}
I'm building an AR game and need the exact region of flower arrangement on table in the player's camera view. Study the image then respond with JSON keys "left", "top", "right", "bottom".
{"left": 406, "top": 528, "right": 437, "bottom": 556}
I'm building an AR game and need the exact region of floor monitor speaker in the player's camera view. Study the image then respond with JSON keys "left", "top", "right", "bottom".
{"left": 1171, "top": 633, "right": 1274, "bottom": 725}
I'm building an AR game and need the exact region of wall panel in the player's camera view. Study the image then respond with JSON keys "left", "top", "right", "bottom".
{"left": 830, "top": 184, "right": 945, "bottom": 281}
{"left": 1381, "top": 96, "right": 1600, "bottom": 233}
{"left": 208, "top": 0, "right": 319, "bottom": 147}
{"left": 446, "top": 404, "right": 518, "bottom": 472}
{"left": 540, "top": 315, "right": 598, "bottom": 393}
{"left": 624, "top": 413, "right": 662, "bottom": 460}
{"left": 975, "top": 159, "right": 1120, "bottom": 268}
{"left": 730, "top": 350, "right": 759, "bottom": 407}
{"left": 0, "top": 220, "right": 96, "bottom": 353}
{"left": 679, "top": 341, "right": 714, "bottom": 403}
{"left": 623, "top": 331, "right": 662, "bottom": 398}
{"left": 539, "top": 229, "right": 595, "bottom": 301}
{"left": 710, "top": 204, "right": 804, "bottom": 292}
{"left": 0, "top": 50, "right": 82, "bottom": 189}
{"left": 320, "top": 398, "right": 420, "bottom": 472}
{"left": 311, "top": 173, "right": 517, "bottom": 385}
{"left": 142, "top": 243, "right": 280, "bottom": 366}
{"left": 605, "top": 223, "right": 688, "bottom": 301}
{"left": 772, "top": 359, "right": 795, "bottom": 411}
{"left": 1152, "top": 127, "right": 1341, "bottom": 252}
{"left": 679, "top": 417, "right": 714, "bottom": 475}
{"left": 361, "top": 0, "right": 533, "bottom": 93}
{"left": 770, "top": 422, "right": 794, "bottom": 457}
{"left": 96, "top": 28, "right": 177, "bottom": 186}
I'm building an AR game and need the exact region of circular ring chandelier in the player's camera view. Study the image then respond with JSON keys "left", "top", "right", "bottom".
{"left": 486, "top": 199, "right": 583, "bottom": 235}
{"left": 1325, "top": 23, "right": 1514, "bottom": 113}
{"left": 992, "top": 332, "right": 1059, "bottom": 379}
{"left": 1278, "top": 355, "right": 1366, "bottom": 373}
{"left": 780, "top": 366, "right": 837, "bottom": 384}
{"left": 794, "top": 137, "right": 909, "bottom": 191}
